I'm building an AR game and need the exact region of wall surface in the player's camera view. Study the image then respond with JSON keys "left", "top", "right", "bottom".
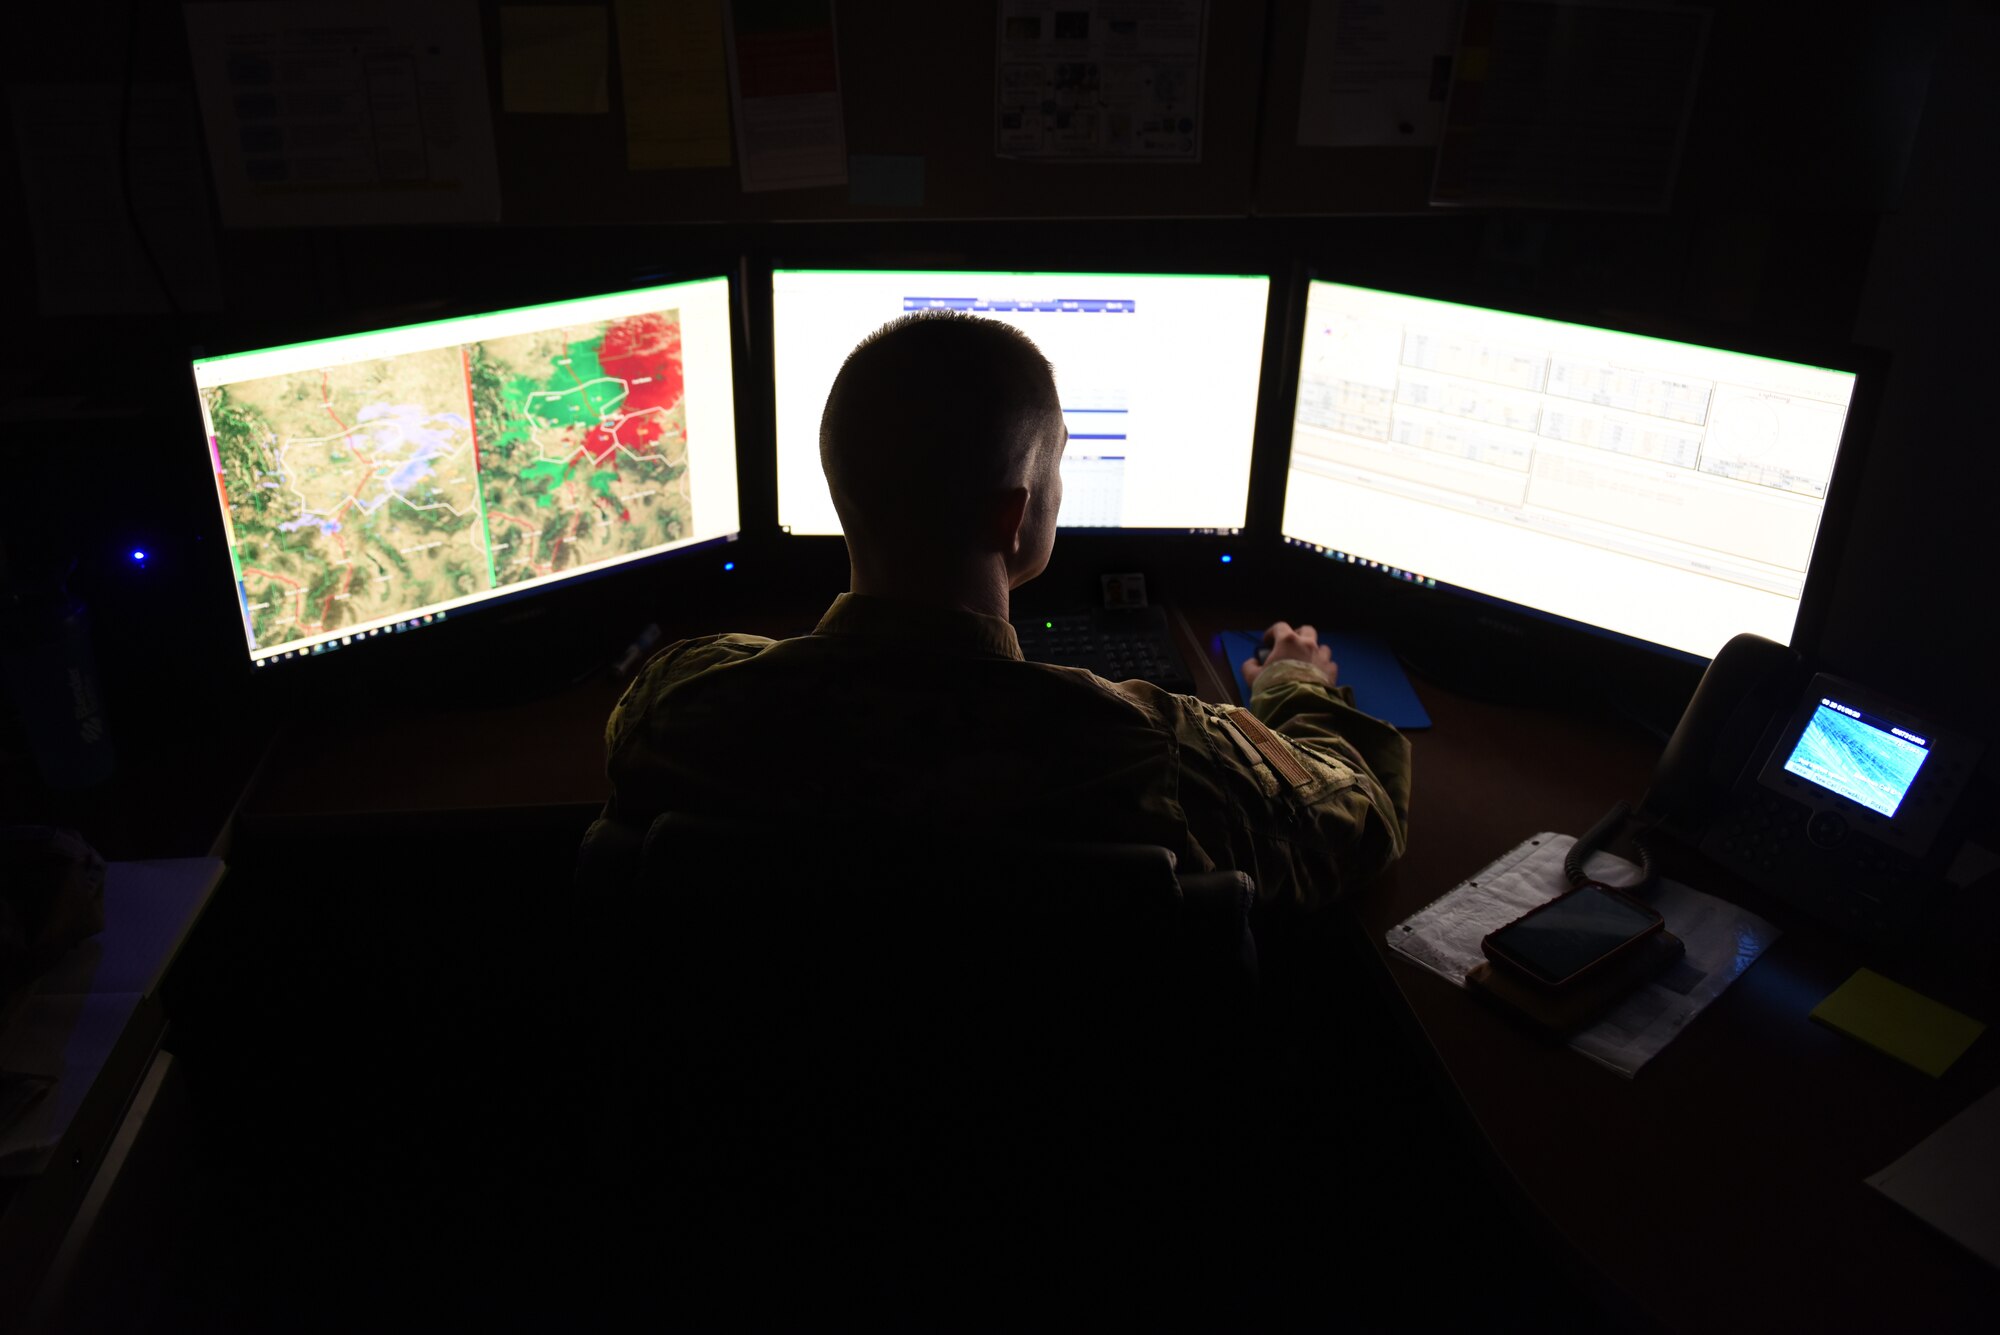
{"left": 0, "top": 0, "right": 1984, "bottom": 758}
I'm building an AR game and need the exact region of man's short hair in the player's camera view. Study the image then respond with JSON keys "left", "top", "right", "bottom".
{"left": 820, "top": 311, "right": 1060, "bottom": 550}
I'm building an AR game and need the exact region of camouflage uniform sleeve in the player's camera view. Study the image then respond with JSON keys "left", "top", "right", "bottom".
{"left": 602, "top": 634, "right": 773, "bottom": 764}
{"left": 1175, "top": 659, "right": 1411, "bottom": 912}
{"left": 574, "top": 633, "right": 774, "bottom": 892}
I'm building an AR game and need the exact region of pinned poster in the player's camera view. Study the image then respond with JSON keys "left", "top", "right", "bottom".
{"left": 616, "top": 0, "right": 732, "bottom": 169}
{"left": 1295, "top": 0, "right": 1457, "bottom": 148}
{"left": 183, "top": 1, "right": 502, "bottom": 226}
{"left": 995, "top": 0, "right": 1205, "bottom": 161}
{"left": 724, "top": 0, "right": 847, "bottom": 192}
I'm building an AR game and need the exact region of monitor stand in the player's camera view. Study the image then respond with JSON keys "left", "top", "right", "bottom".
{"left": 1389, "top": 612, "right": 1570, "bottom": 707}
{"left": 1392, "top": 609, "right": 1703, "bottom": 742}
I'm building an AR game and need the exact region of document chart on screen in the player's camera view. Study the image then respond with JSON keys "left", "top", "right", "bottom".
{"left": 772, "top": 271, "right": 1270, "bottom": 534}
{"left": 1281, "top": 282, "right": 1858, "bottom": 660}
{"left": 195, "top": 278, "right": 740, "bottom": 664}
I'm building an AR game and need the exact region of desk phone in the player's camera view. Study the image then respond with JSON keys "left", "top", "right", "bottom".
{"left": 1646, "top": 634, "right": 1984, "bottom": 939}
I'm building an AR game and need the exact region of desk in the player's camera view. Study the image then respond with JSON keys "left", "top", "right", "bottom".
{"left": 1348, "top": 673, "right": 2000, "bottom": 1333}
{"left": 240, "top": 603, "right": 817, "bottom": 830}
{"left": 0, "top": 858, "right": 224, "bottom": 1332}
{"left": 231, "top": 598, "right": 2000, "bottom": 1330}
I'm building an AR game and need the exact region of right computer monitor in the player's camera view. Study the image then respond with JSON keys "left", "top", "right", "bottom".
{"left": 1280, "top": 280, "right": 1862, "bottom": 662}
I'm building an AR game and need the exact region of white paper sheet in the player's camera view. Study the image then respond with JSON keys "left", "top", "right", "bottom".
{"left": 1295, "top": 0, "right": 1457, "bottom": 148}
{"left": 1867, "top": 1083, "right": 2000, "bottom": 1271}
{"left": 183, "top": 1, "right": 502, "bottom": 226}
{"left": 1389, "top": 832, "right": 1779, "bottom": 1076}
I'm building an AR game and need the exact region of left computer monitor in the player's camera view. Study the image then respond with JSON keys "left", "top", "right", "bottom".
{"left": 771, "top": 269, "right": 1271, "bottom": 536}
{"left": 194, "top": 276, "right": 740, "bottom": 668}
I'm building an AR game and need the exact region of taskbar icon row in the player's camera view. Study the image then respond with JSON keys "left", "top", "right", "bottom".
{"left": 254, "top": 610, "right": 450, "bottom": 666}
{"left": 1286, "top": 537, "right": 1437, "bottom": 588}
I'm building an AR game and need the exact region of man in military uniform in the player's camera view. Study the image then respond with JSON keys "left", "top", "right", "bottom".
{"left": 582, "top": 310, "right": 1410, "bottom": 908}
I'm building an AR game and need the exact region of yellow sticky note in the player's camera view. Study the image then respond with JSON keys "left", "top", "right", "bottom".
{"left": 616, "top": 0, "right": 732, "bottom": 169}
{"left": 1810, "top": 969, "right": 1985, "bottom": 1077}
{"left": 502, "top": 6, "right": 611, "bottom": 115}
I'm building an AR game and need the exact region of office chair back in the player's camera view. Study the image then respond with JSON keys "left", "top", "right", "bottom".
{"left": 600, "top": 811, "right": 1262, "bottom": 1315}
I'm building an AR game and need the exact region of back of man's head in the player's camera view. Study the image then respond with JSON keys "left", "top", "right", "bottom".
{"left": 820, "top": 311, "right": 1060, "bottom": 557}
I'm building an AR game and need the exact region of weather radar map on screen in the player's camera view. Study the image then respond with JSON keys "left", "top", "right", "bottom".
{"left": 195, "top": 278, "right": 739, "bottom": 665}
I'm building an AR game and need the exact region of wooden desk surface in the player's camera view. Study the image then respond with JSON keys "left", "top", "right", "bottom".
{"left": 1324, "top": 658, "right": 2000, "bottom": 1333}
{"left": 239, "top": 599, "right": 2000, "bottom": 1330}
{"left": 244, "top": 599, "right": 1233, "bottom": 826}
{"left": 244, "top": 605, "right": 814, "bottom": 825}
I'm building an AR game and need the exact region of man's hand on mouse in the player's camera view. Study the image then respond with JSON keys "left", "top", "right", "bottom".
{"left": 1242, "top": 621, "right": 1338, "bottom": 690}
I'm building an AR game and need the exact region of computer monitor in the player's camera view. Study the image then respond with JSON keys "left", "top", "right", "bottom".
{"left": 771, "top": 269, "right": 1271, "bottom": 535}
{"left": 1280, "top": 280, "right": 1863, "bottom": 663}
{"left": 194, "top": 276, "right": 740, "bottom": 668}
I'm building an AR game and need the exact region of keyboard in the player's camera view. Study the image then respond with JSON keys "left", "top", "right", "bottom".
{"left": 1012, "top": 605, "right": 1198, "bottom": 692}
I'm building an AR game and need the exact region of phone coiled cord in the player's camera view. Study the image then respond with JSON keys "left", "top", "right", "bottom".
{"left": 1565, "top": 800, "right": 1658, "bottom": 893}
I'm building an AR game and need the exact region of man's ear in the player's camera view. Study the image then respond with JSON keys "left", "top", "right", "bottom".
{"left": 984, "top": 485, "right": 1031, "bottom": 557}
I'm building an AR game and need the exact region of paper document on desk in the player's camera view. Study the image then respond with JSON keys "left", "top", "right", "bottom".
{"left": 0, "top": 991, "right": 144, "bottom": 1174}
{"left": 1388, "top": 833, "right": 1779, "bottom": 1077}
{"left": 1867, "top": 1082, "right": 2000, "bottom": 1270}
{"left": 0, "top": 859, "right": 222, "bottom": 1174}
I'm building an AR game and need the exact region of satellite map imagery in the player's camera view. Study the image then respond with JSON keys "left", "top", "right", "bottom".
{"left": 470, "top": 310, "right": 691, "bottom": 588}
{"left": 206, "top": 308, "right": 692, "bottom": 655}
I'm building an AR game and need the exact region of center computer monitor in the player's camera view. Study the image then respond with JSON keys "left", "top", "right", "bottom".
{"left": 193, "top": 276, "right": 740, "bottom": 668}
{"left": 1280, "top": 280, "right": 1863, "bottom": 663}
{"left": 771, "top": 269, "right": 1271, "bottom": 535}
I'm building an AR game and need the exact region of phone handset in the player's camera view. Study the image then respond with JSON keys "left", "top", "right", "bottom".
{"left": 1566, "top": 635, "right": 1799, "bottom": 922}
{"left": 1641, "top": 632, "right": 1803, "bottom": 842}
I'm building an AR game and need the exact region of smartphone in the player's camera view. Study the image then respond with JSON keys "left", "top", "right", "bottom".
{"left": 1481, "top": 883, "right": 1665, "bottom": 988}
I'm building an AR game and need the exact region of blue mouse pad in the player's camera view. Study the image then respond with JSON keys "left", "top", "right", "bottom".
{"left": 1218, "top": 630, "right": 1432, "bottom": 730}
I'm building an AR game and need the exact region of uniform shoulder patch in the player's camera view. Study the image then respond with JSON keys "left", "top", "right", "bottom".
{"left": 1226, "top": 708, "right": 1315, "bottom": 790}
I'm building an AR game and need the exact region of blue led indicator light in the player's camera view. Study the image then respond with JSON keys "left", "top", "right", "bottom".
{"left": 1219, "top": 553, "right": 1233, "bottom": 564}
{"left": 723, "top": 561, "right": 736, "bottom": 571}
{"left": 131, "top": 550, "right": 146, "bottom": 561}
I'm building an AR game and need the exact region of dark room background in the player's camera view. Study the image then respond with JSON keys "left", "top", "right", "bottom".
{"left": 2, "top": 0, "right": 1995, "bottom": 810}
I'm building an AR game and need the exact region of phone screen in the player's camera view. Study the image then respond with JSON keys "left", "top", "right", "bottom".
{"left": 1781, "top": 696, "right": 1930, "bottom": 818}
{"left": 1486, "top": 885, "right": 1662, "bottom": 984}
